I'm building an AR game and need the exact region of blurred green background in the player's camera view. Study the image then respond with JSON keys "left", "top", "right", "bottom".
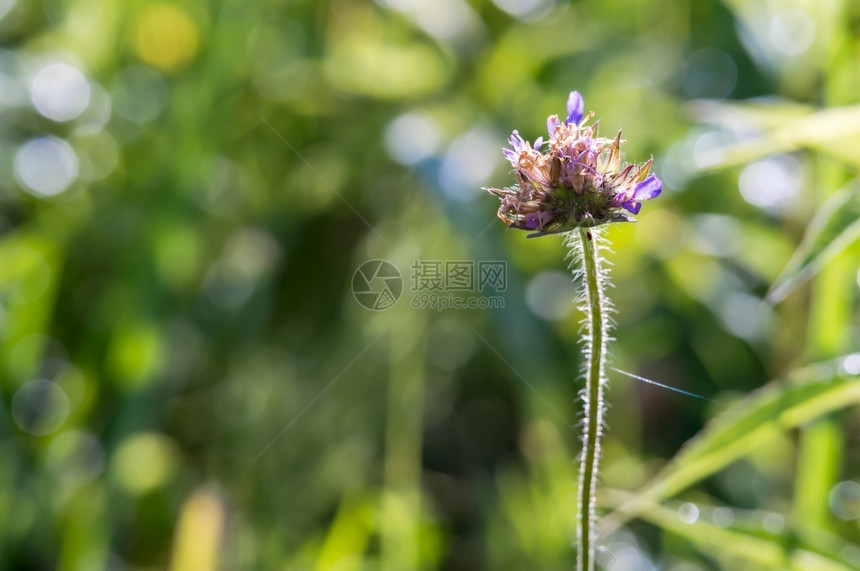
{"left": 1, "top": 0, "right": 859, "bottom": 569}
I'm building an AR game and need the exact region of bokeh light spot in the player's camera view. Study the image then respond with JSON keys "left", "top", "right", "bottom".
{"left": 841, "top": 353, "right": 860, "bottom": 376}
{"left": 107, "top": 324, "right": 165, "bottom": 388}
{"left": 600, "top": 529, "right": 655, "bottom": 571}
{"left": 718, "top": 292, "right": 770, "bottom": 341}
{"left": 74, "top": 83, "right": 113, "bottom": 135}
{"left": 769, "top": 9, "right": 815, "bottom": 57}
{"left": 682, "top": 49, "right": 737, "bottom": 99}
{"left": 30, "top": 62, "right": 90, "bottom": 122}
{"left": 739, "top": 155, "right": 802, "bottom": 212}
{"left": 660, "top": 139, "right": 695, "bottom": 190}
{"left": 46, "top": 430, "right": 105, "bottom": 487}
{"left": 525, "top": 270, "right": 576, "bottom": 322}
{"left": 440, "top": 127, "right": 499, "bottom": 201}
{"left": 203, "top": 228, "right": 279, "bottom": 309}
{"left": 692, "top": 130, "right": 728, "bottom": 169}
{"left": 712, "top": 506, "right": 734, "bottom": 528}
{"left": 11, "top": 379, "right": 69, "bottom": 435}
{"left": 75, "top": 131, "right": 120, "bottom": 182}
{"left": 203, "top": 261, "right": 254, "bottom": 308}
{"left": 111, "top": 65, "right": 169, "bottom": 123}
{"left": 830, "top": 481, "right": 860, "bottom": 520}
{"left": 384, "top": 112, "right": 442, "bottom": 165}
{"left": 762, "top": 512, "right": 785, "bottom": 534}
{"left": 678, "top": 502, "right": 699, "bottom": 524}
{"left": 132, "top": 3, "right": 199, "bottom": 72}
{"left": 14, "top": 137, "right": 78, "bottom": 197}
{"left": 491, "top": 0, "right": 556, "bottom": 21}
{"left": 111, "top": 432, "right": 178, "bottom": 494}
{"left": 690, "top": 214, "right": 741, "bottom": 257}
{"left": 377, "top": 0, "right": 479, "bottom": 42}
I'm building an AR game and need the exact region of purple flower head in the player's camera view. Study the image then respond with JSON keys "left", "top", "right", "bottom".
{"left": 487, "top": 90, "right": 661, "bottom": 236}
{"left": 566, "top": 91, "right": 584, "bottom": 125}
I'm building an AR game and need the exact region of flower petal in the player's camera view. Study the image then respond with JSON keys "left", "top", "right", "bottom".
{"left": 508, "top": 129, "right": 525, "bottom": 151}
{"left": 546, "top": 114, "right": 559, "bottom": 136}
{"left": 632, "top": 175, "right": 662, "bottom": 201}
{"left": 524, "top": 211, "right": 552, "bottom": 229}
{"left": 566, "top": 91, "right": 584, "bottom": 125}
{"left": 622, "top": 200, "right": 642, "bottom": 215}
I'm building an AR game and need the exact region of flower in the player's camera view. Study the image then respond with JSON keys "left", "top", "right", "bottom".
{"left": 486, "top": 90, "right": 662, "bottom": 237}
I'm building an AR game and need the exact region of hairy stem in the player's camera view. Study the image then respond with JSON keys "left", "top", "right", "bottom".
{"left": 572, "top": 227, "right": 609, "bottom": 571}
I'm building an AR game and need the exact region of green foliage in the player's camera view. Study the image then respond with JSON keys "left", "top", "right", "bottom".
{"left": 768, "top": 183, "right": 860, "bottom": 303}
{"left": 0, "top": 0, "right": 859, "bottom": 569}
{"left": 605, "top": 360, "right": 860, "bottom": 531}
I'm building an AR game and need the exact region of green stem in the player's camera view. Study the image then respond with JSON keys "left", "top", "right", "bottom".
{"left": 573, "top": 226, "right": 609, "bottom": 571}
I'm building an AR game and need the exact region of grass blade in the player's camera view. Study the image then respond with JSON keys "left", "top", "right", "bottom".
{"left": 767, "top": 182, "right": 860, "bottom": 303}
{"left": 602, "top": 491, "right": 858, "bottom": 570}
{"left": 602, "top": 358, "right": 860, "bottom": 533}
{"left": 690, "top": 102, "right": 860, "bottom": 171}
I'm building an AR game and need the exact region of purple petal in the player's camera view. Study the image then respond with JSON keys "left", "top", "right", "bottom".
{"left": 533, "top": 136, "right": 543, "bottom": 149}
{"left": 622, "top": 200, "right": 642, "bottom": 215}
{"left": 503, "top": 130, "right": 527, "bottom": 166}
{"left": 508, "top": 130, "right": 525, "bottom": 151}
{"left": 546, "top": 115, "right": 559, "bottom": 136}
{"left": 632, "top": 175, "right": 662, "bottom": 201}
{"left": 524, "top": 211, "right": 552, "bottom": 229}
{"left": 566, "top": 91, "right": 584, "bottom": 125}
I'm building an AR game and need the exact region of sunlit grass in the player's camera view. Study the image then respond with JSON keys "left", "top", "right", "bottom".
{"left": 0, "top": 0, "right": 858, "bottom": 568}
